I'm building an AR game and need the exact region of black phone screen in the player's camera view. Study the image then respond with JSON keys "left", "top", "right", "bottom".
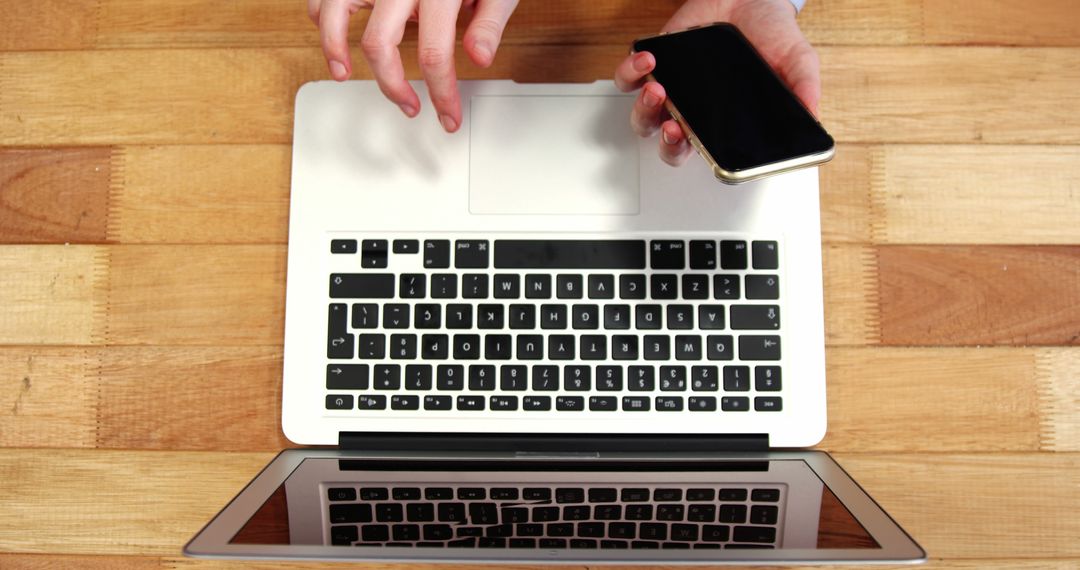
{"left": 633, "top": 24, "right": 833, "bottom": 173}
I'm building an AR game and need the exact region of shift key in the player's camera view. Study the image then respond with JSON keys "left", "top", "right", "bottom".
{"left": 330, "top": 274, "right": 394, "bottom": 298}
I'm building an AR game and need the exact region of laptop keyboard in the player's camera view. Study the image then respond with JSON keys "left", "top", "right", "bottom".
{"left": 325, "top": 236, "right": 783, "bottom": 414}
{"left": 325, "top": 483, "right": 783, "bottom": 549}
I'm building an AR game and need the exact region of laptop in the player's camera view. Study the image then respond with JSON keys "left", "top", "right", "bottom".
{"left": 184, "top": 80, "right": 925, "bottom": 564}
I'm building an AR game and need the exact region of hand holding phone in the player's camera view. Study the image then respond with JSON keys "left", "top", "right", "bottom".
{"left": 616, "top": 1, "right": 829, "bottom": 183}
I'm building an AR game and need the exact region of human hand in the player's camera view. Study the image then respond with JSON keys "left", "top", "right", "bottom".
{"left": 614, "top": 0, "right": 820, "bottom": 166}
{"left": 308, "top": 0, "right": 519, "bottom": 132}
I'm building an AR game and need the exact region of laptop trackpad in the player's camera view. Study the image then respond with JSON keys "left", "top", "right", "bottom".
{"left": 469, "top": 95, "right": 640, "bottom": 215}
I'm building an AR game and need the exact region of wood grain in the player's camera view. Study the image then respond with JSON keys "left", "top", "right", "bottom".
{"left": 0, "top": 245, "right": 106, "bottom": 345}
{"left": 105, "top": 245, "right": 286, "bottom": 345}
{"left": 878, "top": 246, "right": 1080, "bottom": 346}
{"left": 0, "top": 348, "right": 98, "bottom": 448}
{"left": 0, "top": 1, "right": 101, "bottom": 51}
{"left": 1037, "top": 348, "right": 1080, "bottom": 452}
{"left": 3, "top": 47, "right": 1080, "bottom": 146}
{"left": 922, "top": 0, "right": 1080, "bottom": 47}
{"left": 0, "top": 148, "right": 113, "bottom": 244}
{"left": 821, "top": 244, "right": 878, "bottom": 346}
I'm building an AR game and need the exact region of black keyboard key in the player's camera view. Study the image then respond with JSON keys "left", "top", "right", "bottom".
{"left": 570, "top": 538, "right": 597, "bottom": 549}
{"left": 689, "top": 396, "right": 717, "bottom": 411}
{"left": 548, "top": 523, "right": 573, "bottom": 537}
{"left": 414, "top": 304, "right": 441, "bottom": 328}
{"left": 421, "top": 334, "right": 448, "bottom": 359}
{"left": 548, "top": 335, "right": 575, "bottom": 360}
{"left": 577, "top": 521, "right": 605, "bottom": 537}
{"left": 611, "top": 335, "right": 639, "bottom": 360}
{"left": 509, "top": 538, "right": 536, "bottom": 548}
{"left": 525, "top": 274, "right": 551, "bottom": 298}
{"left": 752, "top": 241, "right": 779, "bottom": 269}
{"left": 752, "top": 488, "right": 781, "bottom": 502}
{"left": 326, "top": 394, "right": 353, "bottom": 410}
{"left": 623, "top": 396, "right": 651, "bottom": 411}
{"left": 687, "top": 504, "right": 716, "bottom": 522}
{"left": 462, "top": 274, "right": 489, "bottom": 298}
{"left": 424, "top": 240, "right": 450, "bottom": 268}
{"left": 556, "top": 395, "right": 585, "bottom": 411}
{"left": 455, "top": 240, "right": 489, "bottom": 268}
{"left": 740, "top": 335, "right": 781, "bottom": 360}
{"left": 407, "top": 502, "right": 435, "bottom": 522}
{"left": 660, "top": 366, "right": 687, "bottom": 391}
{"left": 654, "top": 488, "right": 682, "bottom": 501}
{"left": 459, "top": 487, "right": 487, "bottom": 500}
{"left": 453, "top": 334, "right": 481, "bottom": 359}
{"left": 691, "top": 365, "right": 719, "bottom": 391}
{"left": 329, "top": 487, "right": 357, "bottom": 502}
{"left": 608, "top": 522, "right": 636, "bottom": 539}
{"left": 621, "top": 488, "right": 650, "bottom": 502}
{"left": 650, "top": 240, "right": 685, "bottom": 269}
{"left": 490, "top": 488, "right": 519, "bottom": 501}
{"left": 755, "top": 366, "right": 782, "bottom": 391}
{"left": 331, "top": 239, "right": 357, "bottom": 254}
{"left": 587, "top": 275, "right": 615, "bottom": 299}
{"left": 494, "top": 240, "right": 645, "bottom": 269}
{"left": 393, "top": 239, "right": 419, "bottom": 254}
{"left": 719, "top": 488, "right": 748, "bottom": 501}
{"left": 359, "top": 524, "right": 389, "bottom": 543}
{"left": 750, "top": 505, "right": 779, "bottom": 525}
{"left": 602, "top": 540, "right": 629, "bottom": 549}
{"left": 707, "top": 335, "right": 735, "bottom": 360}
{"left": 500, "top": 365, "right": 527, "bottom": 391}
{"left": 667, "top": 305, "right": 693, "bottom": 329}
{"left": 358, "top": 334, "right": 385, "bottom": 359}
{"left": 723, "top": 365, "right": 751, "bottom": 391}
{"left": 672, "top": 524, "right": 699, "bottom": 542}
{"left": 556, "top": 274, "right": 583, "bottom": 299}
{"left": 358, "top": 395, "right": 386, "bottom": 409}
{"left": 373, "top": 364, "right": 400, "bottom": 390}
{"left": 390, "top": 394, "right": 419, "bottom": 410}
{"left": 431, "top": 274, "right": 457, "bottom": 299}
{"left": 327, "top": 364, "right": 368, "bottom": 390}
{"left": 523, "top": 396, "right": 551, "bottom": 411}
{"left": 469, "top": 502, "right": 499, "bottom": 524}
{"left": 589, "top": 396, "right": 617, "bottom": 411}
{"left": 674, "top": 335, "right": 702, "bottom": 361}
{"left": 509, "top": 304, "right": 536, "bottom": 329}
{"left": 424, "top": 524, "right": 454, "bottom": 540}
{"left": 484, "top": 334, "right": 512, "bottom": 360}
{"left": 426, "top": 487, "right": 453, "bottom": 500}
{"left": 682, "top": 274, "right": 709, "bottom": 299}
{"left": 468, "top": 365, "right": 496, "bottom": 390}
{"left": 656, "top": 396, "right": 684, "bottom": 411}
{"left": 392, "top": 524, "right": 420, "bottom": 541}
{"left": 382, "top": 304, "right": 409, "bottom": 329}
{"left": 643, "top": 335, "right": 670, "bottom": 360}
{"left": 731, "top": 305, "right": 780, "bottom": 330}
{"left": 755, "top": 396, "right": 783, "bottom": 412}
{"left": 375, "top": 503, "right": 404, "bottom": 522}
{"left": 477, "top": 304, "right": 504, "bottom": 329}
{"left": 572, "top": 304, "right": 599, "bottom": 329}
{"left": 580, "top": 335, "right": 607, "bottom": 360}
{"left": 619, "top": 274, "right": 647, "bottom": 299}
{"left": 517, "top": 336, "right": 544, "bottom": 360}
{"left": 445, "top": 304, "right": 472, "bottom": 329}
{"left": 327, "top": 305, "right": 354, "bottom": 358}
{"left": 636, "top": 305, "right": 662, "bottom": 329}
{"left": 491, "top": 395, "right": 518, "bottom": 410}
{"left": 687, "top": 490, "right": 715, "bottom": 503}
{"left": 535, "top": 507, "right": 563, "bottom": 521}
{"left": 719, "top": 504, "right": 747, "bottom": 523}
{"left": 596, "top": 366, "right": 623, "bottom": 391}
{"left": 389, "top": 333, "right": 417, "bottom": 359}
{"left": 493, "top": 274, "right": 520, "bottom": 298}
{"left": 436, "top": 364, "right": 464, "bottom": 390}
{"left": 628, "top": 366, "right": 655, "bottom": 391}
{"left": 457, "top": 395, "right": 485, "bottom": 410}
{"left": 540, "top": 304, "right": 567, "bottom": 329}
{"left": 733, "top": 525, "right": 776, "bottom": 543}
{"left": 595, "top": 505, "right": 622, "bottom": 519}
{"left": 564, "top": 506, "right": 590, "bottom": 520}
{"left": 361, "top": 239, "right": 388, "bottom": 268}
{"left": 746, "top": 274, "right": 780, "bottom": 300}
{"left": 439, "top": 503, "right": 467, "bottom": 522}
{"left": 689, "top": 240, "right": 717, "bottom": 269}
{"left": 713, "top": 275, "right": 740, "bottom": 299}
{"left": 698, "top": 305, "right": 726, "bottom": 330}
{"left": 350, "top": 302, "right": 377, "bottom": 329}
{"left": 657, "top": 504, "right": 684, "bottom": 521}
{"left": 564, "top": 365, "right": 591, "bottom": 391}
{"left": 424, "top": 395, "right": 452, "bottom": 410}
{"left": 360, "top": 487, "right": 389, "bottom": 500}
{"left": 722, "top": 396, "right": 750, "bottom": 411}
{"left": 330, "top": 525, "right": 358, "bottom": 545}
{"left": 330, "top": 273, "right": 394, "bottom": 298}
{"left": 539, "top": 538, "right": 566, "bottom": 548}
{"left": 639, "top": 522, "right": 667, "bottom": 540}
{"left": 555, "top": 488, "right": 585, "bottom": 503}
{"left": 330, "top": 503, "right": 371, "bottom": 524}
{"left": 523, "top": 488, "right": 552, "bottom": 501}
{"left": 603, "top": 305, "right": 631, "bottom": 329}
{"left": 650, "top": 274, "right": 678, "bottom": 299}
{"left": 720, "top": 240, "right": 748, "bottom": 269}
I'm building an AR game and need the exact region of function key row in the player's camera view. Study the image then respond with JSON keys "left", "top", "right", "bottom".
{"left": 331, "top": 273, "right": 779, "bottom": 300}
{"left": 332, "top": 239, "right": 779, "bottom": 271}
{"left": 326, "top": 393, "right": 782, "bottom": 413}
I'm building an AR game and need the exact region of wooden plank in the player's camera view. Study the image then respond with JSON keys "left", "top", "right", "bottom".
{"left": 821, "top": 347, "right": 1042, "bottom": 451}
{"left": 0, "top": 1, "right": 100, "bottom": 51}
{"left": 835, "top": 452, "right": 1080, "bottom": 560}
{"left": 819, "top": 144, "right": 875, "bottom": 244}
{"left": 0, "top": 245, "right": 106, "bottom": 345}
{"left": 111, "top": 145, "right": 291, "bottom": 244}
{"left": 0, "top": 449, "right": 1076, "bottom": 558}
{"left": 3, "top": 47, "right": 1080, "bottom": 146}
{"left": 822, "top": 244, "right": 878, "bottom": 346}
{"left": 96, "top": 346, "right": 290, "bottom": 451}
{"left": 878, "top": 246, "right": 1080, "bottom": 346}
{"left": 106, "top": 245, "right": 285, "bottom": 345}
{"left": 875, "top": 145, "right": 1080, "bottom": 245}
{"left": 923, "top": 0, "right": 1080, "bottom": 47}
{"left": 801, "top": 0, "right": 922, "bottom": 45}
{"left": 0, "top": 348, "right": 98, "bottom": 448}
{"left": 0, "top": 148, "right": 113, "bottom": 244}
{"left": 1037, "top": 348, "right": 1080, "bottom": 452}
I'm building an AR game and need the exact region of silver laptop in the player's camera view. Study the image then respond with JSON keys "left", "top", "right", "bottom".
{"left": 184, "top": 80, "right": 925, "bottom": 564}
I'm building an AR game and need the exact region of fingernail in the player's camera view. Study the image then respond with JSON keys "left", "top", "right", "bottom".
{"left": 473, "top": 40, "right": 492, "bottom": 63}
{"left": 633, "top": 52, "right": 652, "bottom": 73}
{"left": 329, "top": 60, "right": 347, "bottom": 80}
{"left": 643, "top": 88, "right": 660, "bottom": 108}
{"left": 439, "top": 114, "right": 458, "bottom": 132}
{"left": 662, "top": 127, "right": 675, "bottom": 145}
{"left": 400, "top": 104, "right": 417, "bottom": 117}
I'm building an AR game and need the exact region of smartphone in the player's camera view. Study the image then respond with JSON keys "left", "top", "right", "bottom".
{"left": 632, "top": 23, "right": 834, "bottom": 184}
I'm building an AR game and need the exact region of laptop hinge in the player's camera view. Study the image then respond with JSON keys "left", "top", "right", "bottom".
{"left": 338, "top": 432, "right": 769, "bottom": 453}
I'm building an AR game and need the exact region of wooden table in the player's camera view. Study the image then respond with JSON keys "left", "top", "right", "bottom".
{"left": 2, "top": 0, "right": 1078, "bottom": 567}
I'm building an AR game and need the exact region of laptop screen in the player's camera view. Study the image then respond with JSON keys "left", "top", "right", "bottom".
{"left": 229, "top": 457, "right": 878, "bottom": 551}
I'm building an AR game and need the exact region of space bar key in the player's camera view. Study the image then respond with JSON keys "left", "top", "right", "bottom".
{"left": 494, "top": 240, "right": 646, "bottom": 269}
{"left": 329, "top": 274, "right": 395, "bottom": 298}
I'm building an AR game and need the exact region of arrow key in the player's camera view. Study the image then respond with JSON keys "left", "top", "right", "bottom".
{"left": 326, "top": 364, "right": 369, "bottom": 390}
